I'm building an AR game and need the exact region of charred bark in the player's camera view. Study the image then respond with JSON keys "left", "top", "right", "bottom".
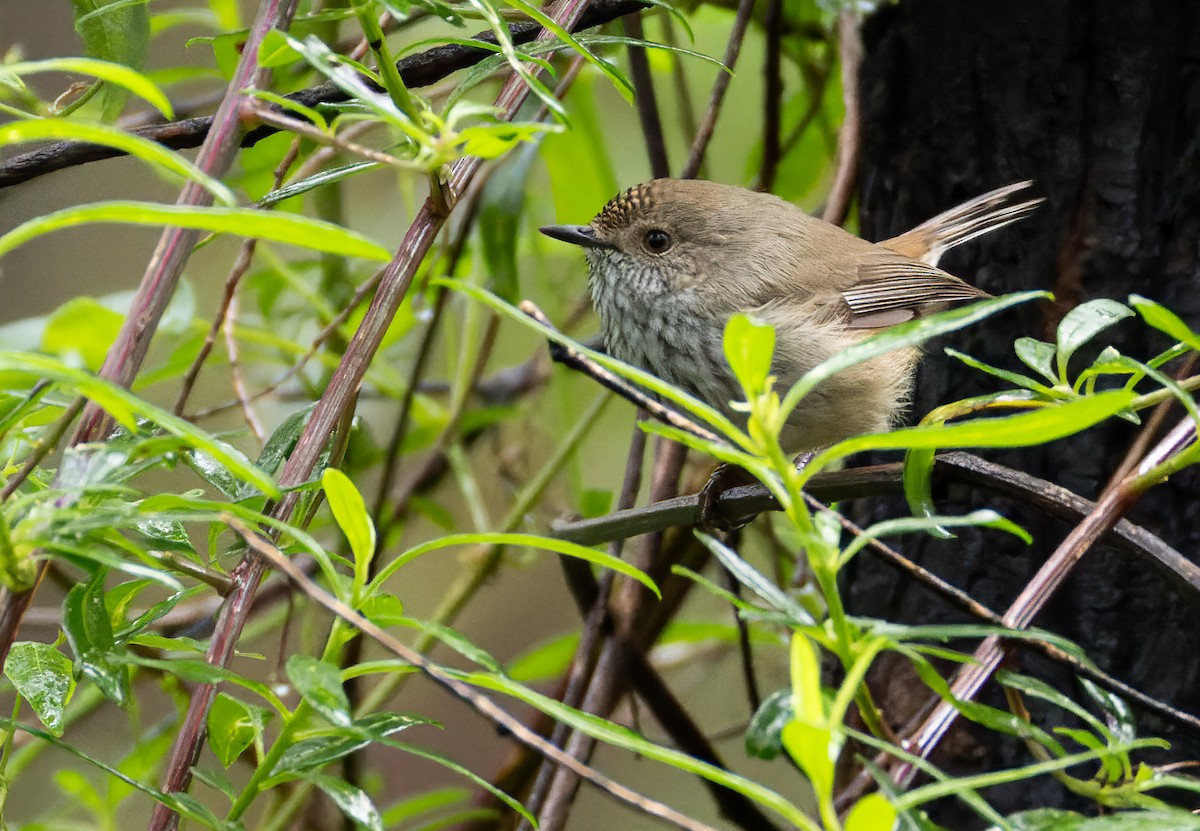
{"left": 852, "top": 0, "right": 1200, "bottom": 822}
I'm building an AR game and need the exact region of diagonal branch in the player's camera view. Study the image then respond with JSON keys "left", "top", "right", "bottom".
{"left": 893, "top": 415, "right": 1199, "bottom": 785}
{"left": 147, "top": 1, "right": 622, "bottom": 826}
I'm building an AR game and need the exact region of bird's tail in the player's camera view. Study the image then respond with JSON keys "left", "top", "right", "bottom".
{"left": 881, "top": 181, "right": 1043, "bottom": 267}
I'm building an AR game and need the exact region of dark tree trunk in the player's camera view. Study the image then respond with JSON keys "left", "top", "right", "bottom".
{"left": 851, "top": 0, "right": 1200, "bottom": 823}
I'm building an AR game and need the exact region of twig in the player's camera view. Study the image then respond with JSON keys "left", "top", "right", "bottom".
{"left": 680, "top": 0, "right": 757, "bottom": 179}
{"left": 624, "top": 15, "right": 671, "bottom": 179}
{"left": 821, "top": 10, "right": 862, "bottom": 226}
{"left": 223, "top": 293, "right": 266, "bottom": 443}
{"left": 757, "top": 0, "right": 784, "bottom": 191}
{"left": 244, "top": 103, "right": 409, "bottom": 169}
{"left": 518, "top": 300, "right": 722, "bottom": 444}
{"left": 228, "top": 520, "right": 724, "bottom": 831}
{"left": 175, "top": 139, "right": 299, "bottom": 422}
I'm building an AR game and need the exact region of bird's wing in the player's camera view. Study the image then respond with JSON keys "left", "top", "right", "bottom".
{"left": 840, "top": 258, "right": 990, "bottom": 329}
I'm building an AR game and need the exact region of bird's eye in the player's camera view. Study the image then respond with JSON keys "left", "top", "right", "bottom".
{"left": 644, "top": 229, "right": 672, "bottom": 253}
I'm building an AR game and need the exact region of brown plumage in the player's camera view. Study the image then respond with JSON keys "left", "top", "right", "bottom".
{"left": 541, "top": 179, "right": 1041, "bottom": 452}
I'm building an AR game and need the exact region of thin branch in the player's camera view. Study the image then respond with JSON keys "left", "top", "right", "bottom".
{"left": 559, "top": 559, "right": 780, "bottom": 831}
{"left": 680, "top": 0, "right": 757, "bottom": 179}
{"left": 522, "top": 416, "right": 647, "bottom": 826}
{"left": 624, "top": 15, "right": 671, "bottom": 179}
{"left": 519, "top": 300, "right": 722, "bottom": 444}
{"left": 821, "top": 10, "right": 862, "bottom": 226}
{"left": 245, "top": 103, "right": 410, "bottom": 168}
{"left": 757, "top": 0, "right": 783, "bottom": 191}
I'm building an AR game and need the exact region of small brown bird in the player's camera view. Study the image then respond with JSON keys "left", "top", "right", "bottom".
{"left": 540, "top": 180, "right": 1040, "bottom": 452}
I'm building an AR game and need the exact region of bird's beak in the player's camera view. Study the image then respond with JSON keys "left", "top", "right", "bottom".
{"left": 539, "top": 224, "right": 613, "bottom": 250}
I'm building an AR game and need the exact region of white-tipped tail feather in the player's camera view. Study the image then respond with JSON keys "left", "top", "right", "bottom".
{"left": 882, "top": 181, "right": 1043, "bottom": 267}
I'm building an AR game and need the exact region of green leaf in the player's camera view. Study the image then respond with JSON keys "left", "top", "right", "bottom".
{"left": 0, "top": 202, "right": 392, "bottom": 263}
{"left": 507, "top": 632, "right": 579, "bottom": 683}
{"left": 41, "top": 297, "right": 124, "bottom": 372}
{"left": 270, "top": 712, "right": 435, "bottom": 779}
{"left": 1129, "top": 295, "right": 1200, "bottom": 351}
{"left": 945, "top": 348, "right": 1053, "bottom": 394}
{"left": 0, "top": 120, "right": 235, "bottom": 205}
{"left": 477, "top": 147, "right": 535, "bottom": 302}
{"left": 781, "top": 292, "right": 1049, "bottom": 423}
{"left": 813, "top": 390, "right": 1136, "bottom": 472}
{"left": 131, "top": 656, "right": 288, "bottom": 715}
{"left": 359, "top": 593, "right": 406, "bottom": 628}
{"left": 789, "top": 631, "right": 825, "bottom": 726}
{"left": 255, "top": 405, "right": 315, "bottom": 477}
{"left": 1, "top": 57, "right": 171, "bottom": 117}
{"left": 1056, "top": 299, "right": 1133, "bottom": 380}
{"left": 323, "top": 468, "right": 376, "bottom": 588}
{"left": 724, "top": 314, "right": 776, "bottom": 396}
{"left": 286, "top": 655, "right": 351, "bottom": 727}
{"left": 0, "top": 351, "right": 280, "bottom": 498}
{"left": 63, "top": 571, "right": 130, "bottom": 707}
{"left": 0, "top": 510, "right": 37, "bottom": 592}
{"left": 256, "top": 28, "right": 303, "bottom": 69}
{"left": 208, "top": 692, "right": 273, "bottom": 768}
{"left": 378, "top": 0, "right": 464, "bottom": 25}
{"left": 371, "top": 532, "right": 659, "bottom": 600}
{"left": 468, "top": 671, "right": 816, "bottom": 829}
{"left": 5, "top": 642, "right": 77, "bottom": 736}
{"left": 69, "top": 0, "right": 150, "bottom": 119}
{"left": 782, "top": 720, "right": 836, "bottom": 807}
{"left": 258, "top": 161, "right": 380, "bottom": 208}
{"left": 694, "top": 531, "right": 812, "bottom": 624}
{"left": 845, "top": 793, "right": 898, "bottom": 831}
{"left": 313, "top": 776, "right": 384, "bottom": 831}
{"left": 745, "top": 689, "right": 792, "bottom": 760}
{"left": 840, "top": 510, "right": 1031, "bottom": 567}
{"left": 997, "top": 807, "right": 1200, "bottom": 829}
{"left": 1015, "top": 337, "right": 1058, "bottom": 383}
